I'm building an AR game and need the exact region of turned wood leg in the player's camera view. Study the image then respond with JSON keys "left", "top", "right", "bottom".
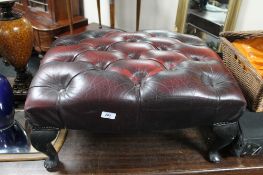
{"left": 97, "top": 0, "right": 102, "bottom": 29}
{"left": 110, "top": 0, "right": 115, "bottom": 28}
{"left": 29, "top": 124, "right": 60, "bottom": 171}
{"left": 209, "top": 122, "right": 238, "bottom": 163}
{"left": 136, "top": 0, "right": 141, "bottom": 31}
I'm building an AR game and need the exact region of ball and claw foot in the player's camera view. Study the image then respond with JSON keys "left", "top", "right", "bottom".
{"left": 44, "top": 155, "right": 59, "bottom": 171}
{"left": 208, "top": 122, "right": 238, "bottom": 163}
{"left": 209, "top": 151, "right": 222, "bottom": 163}
{"left": 29, "top": 125, "right": 60, "bottom": 171}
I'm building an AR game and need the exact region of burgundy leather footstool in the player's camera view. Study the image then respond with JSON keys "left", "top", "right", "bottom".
{"left": 24, "top": 29, "right": 246, "bottom": 171}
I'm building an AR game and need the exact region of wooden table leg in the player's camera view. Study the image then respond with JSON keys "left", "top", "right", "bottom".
{"left": 136, "top": 0, "right": 141, "bottom": 31}
{"left": 97, "top": 0, "right": 102, "bottom": 29}
{"left": 66, "top": 0, "right": 74, "bottom": 34}
{"left": 110, "top": 0, "right": 115, "bottom": 28}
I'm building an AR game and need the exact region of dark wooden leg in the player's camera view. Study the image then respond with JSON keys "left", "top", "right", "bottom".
{"left": 110, "top": 0, "right": 115, "bottom": 28}
{"left": 136, "top": 0, "right": 141, "bottom": 31}
{"left": 66, "top": 0, "right": 74, "bottom": 34}
{"left": 209, "top": 122, "right": 238, "bottom": 163}
{"left": 97, "top": 0, "right": 102, "bottom": 29}
{"left": 29, "top": 124, "right": 60, "bottom": 171}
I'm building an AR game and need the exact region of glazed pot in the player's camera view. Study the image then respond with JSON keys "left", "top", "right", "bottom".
{"left": 0, "top": 0, "right": 33, "bottom": 71}
{"left": 0, "top": 74, "right": 14, "bottom": 129}
{"left": 0, "top": 73, "right": 29, "bottom": 153}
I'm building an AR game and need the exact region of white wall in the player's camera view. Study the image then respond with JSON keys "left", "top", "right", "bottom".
{"left": 83, "top": 0, "right": 263, "bottom": 32}
{"left": 83, "top": 0, "right": 111, "bottom": 27}
{"left": 83, "top": 0, "right": 179, "bottom": 32}
{"left": 235, "top": 0, "right": 263, "bottom": 31}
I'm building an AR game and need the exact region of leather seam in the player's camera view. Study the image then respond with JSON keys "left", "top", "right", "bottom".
{"left": 72, "top": 48, "right": 93, "bottom": 62}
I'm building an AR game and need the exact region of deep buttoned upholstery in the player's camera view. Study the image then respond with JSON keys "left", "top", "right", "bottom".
{"left": 25, "top": 30, "right": 246, "bottom": 132}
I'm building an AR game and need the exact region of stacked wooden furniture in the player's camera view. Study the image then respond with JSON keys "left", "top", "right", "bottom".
{"left": 14, "top": 0, "right": 88, "bottom": 53}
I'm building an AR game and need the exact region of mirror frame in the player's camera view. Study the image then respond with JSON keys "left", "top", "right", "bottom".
{"left": 175, "top": 0, "right": 242, "bottom": 33}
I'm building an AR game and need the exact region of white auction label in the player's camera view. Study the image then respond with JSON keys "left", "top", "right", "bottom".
{"left": 101, "top": 111, "right": 116, "bottom": 120}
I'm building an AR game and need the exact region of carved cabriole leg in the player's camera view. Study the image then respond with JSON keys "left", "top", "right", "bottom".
{"left": 28, "top": 123, "right": 60, "bottom": 171}
{"left": 209, "top": 122, "right": 239, "bottom": 163}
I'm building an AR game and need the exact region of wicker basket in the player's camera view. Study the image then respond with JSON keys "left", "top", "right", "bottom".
{"left": 220, "top": 30, "right": 263, "bottom": 112}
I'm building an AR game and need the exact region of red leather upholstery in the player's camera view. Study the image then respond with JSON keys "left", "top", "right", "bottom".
{"left": 25, "top": 30, "right": 246, "bottom": 131}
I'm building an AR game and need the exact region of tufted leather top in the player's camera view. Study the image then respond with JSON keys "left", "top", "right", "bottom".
{"left": 25, "top": 30, "right": 246, "bottom": 131}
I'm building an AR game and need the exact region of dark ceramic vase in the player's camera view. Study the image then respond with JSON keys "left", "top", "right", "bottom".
{"left": 0, "top": 74, "right": 30, "bottom": 153}
{"left": 0, "top": 0, "right": 33, "bottom": 99}
{"left": 0, "top": 74, "right": 14, "bottom": 129}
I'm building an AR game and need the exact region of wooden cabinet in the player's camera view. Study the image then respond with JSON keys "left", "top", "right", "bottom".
{"left": 14, "top": 0, "right": 88, "bottom": 53}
